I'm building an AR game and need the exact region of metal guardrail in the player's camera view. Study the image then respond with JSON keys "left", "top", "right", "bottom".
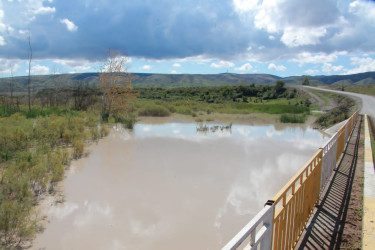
{"left": 222, "top": 204, "right": 274, "bottom": 250}
{"left": 222, "top": 110, "right": 359, "bottom": 250}
{"left": 271, "top": 150, "right": 322, "bottom": 250}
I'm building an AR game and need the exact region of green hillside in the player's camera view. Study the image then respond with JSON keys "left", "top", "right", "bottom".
{"left": 0, "top": 71, "right": 374, "bottom": 93}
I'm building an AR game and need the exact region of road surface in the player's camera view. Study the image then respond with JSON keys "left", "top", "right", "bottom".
{"left": 302, "top": 86, "right": 375, "bottom": 118}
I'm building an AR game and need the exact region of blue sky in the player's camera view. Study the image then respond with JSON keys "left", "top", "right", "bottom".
{"left": 0, "top": 0, "right": 375, "bottom": 78}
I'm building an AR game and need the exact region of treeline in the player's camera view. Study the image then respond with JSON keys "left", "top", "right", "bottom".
{"left": 0, "top": 81, "right": 102, "bottom": 118}
{"left": 137, "top": 81, "right": 295, "bottom": 103}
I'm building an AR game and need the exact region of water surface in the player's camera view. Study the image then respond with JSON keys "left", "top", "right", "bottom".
{"left": 33, "top": 122, "right": 328, "bottom": 250}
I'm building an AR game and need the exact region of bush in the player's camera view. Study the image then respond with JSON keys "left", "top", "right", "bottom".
{"left": 280, "top": 114, "right": 307, "bottom": 123}
{"left": 138, "top": 105, "right": 170, "bottom": 117}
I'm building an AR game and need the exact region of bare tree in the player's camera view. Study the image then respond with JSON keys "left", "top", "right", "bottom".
{"left": 99, "top": 49, "right": 136, "bottom": 120}
{"left": 7, "top": 66, "right": 15, "bottom": 112}
{"left": 27, "top": 35, "right": 32, "bottom": 112}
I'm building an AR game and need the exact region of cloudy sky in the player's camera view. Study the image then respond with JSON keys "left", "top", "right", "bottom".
{"left": 0, "top": 0, "right": 375, "bottom": 77}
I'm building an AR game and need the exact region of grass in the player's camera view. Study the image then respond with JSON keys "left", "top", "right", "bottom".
{"left": 138, "top": 105, "right": 171, "bottom": 117}
{"left": 315, "top": 95, "right": 356, "bottom": 128}
{"left": 328, "top": 84, "right": 375, "bottom": 96}
{"left": 309, "top": 89, "right": 330, "bottom": 106}
{"left": 280, "top": 114, "right": 307, "bottom": 123}
{"left": 133, "top": 97, "right": 309, "bottom": 117}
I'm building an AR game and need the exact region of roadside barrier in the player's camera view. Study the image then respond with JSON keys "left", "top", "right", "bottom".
{"left": 362, "top": 115, "right": 375, "bottom": 249}
{"left": 222, "top": 110, "right": 359, "bottom": 250}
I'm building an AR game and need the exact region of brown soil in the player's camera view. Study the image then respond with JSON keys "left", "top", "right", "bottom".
{"left": 339, "top": 125, "right": 364, "bottom": 249}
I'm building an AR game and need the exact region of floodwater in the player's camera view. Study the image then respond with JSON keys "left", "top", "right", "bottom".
{"left": 33, "top": 120, "right": 328, "bottom": 250}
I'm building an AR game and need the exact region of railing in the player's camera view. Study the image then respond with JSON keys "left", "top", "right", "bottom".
{"left": 222, "top": 110, "right": 359, "bottom": 250}
{"left": 222, "top": 204, "right": 274, "bottom": 250}
{"left": 271, "top": 150, "right": 322, "bottom": 250}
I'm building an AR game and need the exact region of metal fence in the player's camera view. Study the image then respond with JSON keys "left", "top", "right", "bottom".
{"left": 222, "top": 110, "right": 359, "bottom": 250}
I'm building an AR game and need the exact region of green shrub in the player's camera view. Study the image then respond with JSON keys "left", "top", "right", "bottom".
{"left": 138, "top": 105, "right": 170, "bottom": 117}
{"left": 280, "top": 114, "right": 307, "bottom": 123}
{"left": 175, "top": 106, "right": 194, "bottom": 116}
{"left": 72, "top": 140, "right": 84, "bottom": 159}
{"left": 100, "top": 125, "right": 109, "bottom": 137}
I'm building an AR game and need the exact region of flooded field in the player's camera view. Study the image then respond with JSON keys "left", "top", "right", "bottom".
{"left": 33, "top": 119, "right": 328, "bottom": 250}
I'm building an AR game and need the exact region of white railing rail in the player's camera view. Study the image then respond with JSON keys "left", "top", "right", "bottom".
{"left": 320, "top": 131, "right": 338, "bottom": 192}
{"left": 222, "top": 203, "right": 274, "bottom": 250}
{"left": 222, "top": 110, "right": 359, "bottom": 250}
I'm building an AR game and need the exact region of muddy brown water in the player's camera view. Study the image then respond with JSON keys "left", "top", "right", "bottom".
{"left": 32, "top": 121, "right": 328, "bottom": 250}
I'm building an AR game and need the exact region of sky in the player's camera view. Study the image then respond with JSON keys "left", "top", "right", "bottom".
{"left": 0, "top": 0, "right": 375, "bottom": 78}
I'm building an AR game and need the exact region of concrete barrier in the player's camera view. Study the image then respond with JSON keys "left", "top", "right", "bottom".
{"left": 362, "top": 114, "right": 375, "bottom": 249}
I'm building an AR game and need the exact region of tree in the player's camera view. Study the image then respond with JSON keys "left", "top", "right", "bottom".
{"left": 27, "top": 35, "right": 32, "bottom": 112}
{"left": 275, "top": 80, "right": 286, "bottom": 95}
{"left": 302, "top": 76, "right": 310, "bottom": 86}
{"left": 99, "top": 49, "right": 136, "bottom": 121}
{"left": 7, "top": 67, "right": 14, "bottom": 112}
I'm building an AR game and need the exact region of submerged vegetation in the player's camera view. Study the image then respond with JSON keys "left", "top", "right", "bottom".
{"left": 196, "top": 123, "right": 232, "bottom": 134}
{"left": 0, "top": 108, "right": 106, "bottom": 247}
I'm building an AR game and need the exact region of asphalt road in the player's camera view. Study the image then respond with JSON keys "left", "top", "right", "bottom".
{"left": 302, "top": 86, "right": 375, "bottom": 118}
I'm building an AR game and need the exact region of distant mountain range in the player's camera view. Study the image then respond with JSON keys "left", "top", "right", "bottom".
{"left": 0, "top": 71, "right": 374, "bottom": 93}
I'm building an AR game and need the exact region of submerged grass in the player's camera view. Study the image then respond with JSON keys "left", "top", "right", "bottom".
{"left": 280, "top": 114, "right": 307, "bottom": 123}
{"left": 0, "top": 107, "right": 106, "bottom": 248}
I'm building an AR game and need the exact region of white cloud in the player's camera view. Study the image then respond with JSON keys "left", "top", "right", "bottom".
{"left": 53, "top": 58, "right": 93, "bottom": 72}
{"left": 210, "top": 60, "right": 234, "bottom": 68}
{"left": 346, "top": 57, "right": 375, "bottom": 74}
{"left": 233, "top": 0, "right": 259, "bottom": 13}
{"left": 170, "top": 70, "right": 179, "bottom": 74}
{"left": 322, "top": 63, "right": 344, "bottom": 73}
{"left": 235, "top": 62, "right": 253, "bottom": 71}
{"left": 253, "top": 0, "right": 340, "bottom": 48}
{"left": 0, "top": 36, "right": 5, "bottom": 46}
{"left": 281, "top": 27, "right": 327, "bottom": 47}
{"left": 34, "top": 6, "right": 56, "bottom": 14}
{"left": 349, "top": 0, "right": 375, "bottom": 21}
{"left": 0, "top": 58, "right": 20, "bottom": 74}
{"left": 305, "top": 69, "right": 319, "bottom": 75}
{"left": 60, "top": 18, "right": 78, "bottom": 32}
{"left": 268, "top": 63, "right": 286, "bottom": 71}
{"left": 48, "top": 202, "right": 79, "bottom": 220}
{"left": 172, "top": 63, "right": 181, "bottom": 67}
{"left": 74, "top": 201, "right": 112, "bottom": 228}
{"left": 292, "top": 52, "right": 339, "bottom": 66}
{"left": 29, "top": 64, "right": 50, "bottom": 75}
{"left": 268, "top": 35, "right": 275, "bottom": 40}
{"left": 142, "top": 65, "right": 151, "bottom": 70}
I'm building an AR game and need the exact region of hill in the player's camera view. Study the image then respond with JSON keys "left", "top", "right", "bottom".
{"left": 0, "top": 71, "right": 374, "bottom": 93}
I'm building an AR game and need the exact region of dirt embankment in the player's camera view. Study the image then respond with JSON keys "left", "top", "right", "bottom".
{"left": 295, "top": 86, "right": 337, "bottom": 111}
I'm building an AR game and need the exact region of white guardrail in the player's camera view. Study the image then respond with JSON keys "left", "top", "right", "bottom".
{"left": 222, "top": 110, "right": 359, "bottom": 250}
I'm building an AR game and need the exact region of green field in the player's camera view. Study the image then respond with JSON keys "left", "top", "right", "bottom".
{"left": 328, "top": 84, "right": 375, "bottom": 96}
